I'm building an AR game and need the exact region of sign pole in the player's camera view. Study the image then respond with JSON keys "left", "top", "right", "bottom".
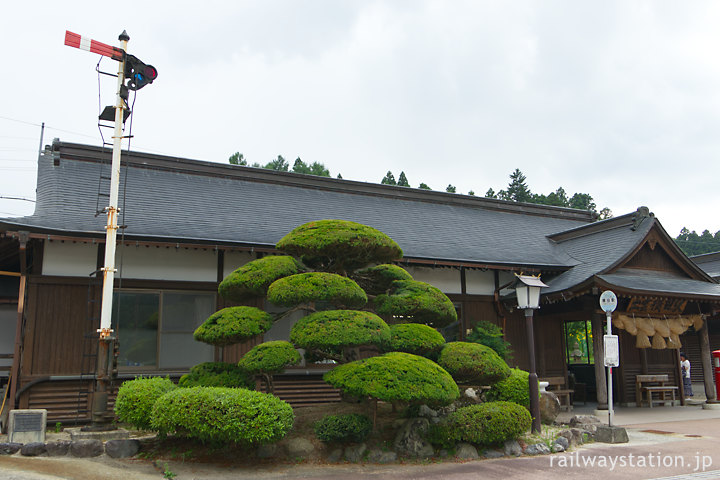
{"left": 606, "top": 309, "right": 614, "bottom": 426}
{"left": 599, "top": 290, "right": 619, "bottom": 427}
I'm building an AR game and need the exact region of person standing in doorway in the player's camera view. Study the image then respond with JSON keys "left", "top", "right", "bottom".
{"left": 680, "top": 352, "right": 693, "bottom": 397}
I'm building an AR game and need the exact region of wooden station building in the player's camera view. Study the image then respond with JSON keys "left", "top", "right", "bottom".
{"left": 1, "top": 140, "right": 719, "bottom": 423}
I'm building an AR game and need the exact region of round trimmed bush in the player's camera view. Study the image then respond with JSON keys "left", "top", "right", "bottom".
{"left": 381, "top": 323, "right": 445, "bottom": 358}
{"left": 194, "top": 306, "right": 273, "bottom": 346}
{"left": 219, "top": 256, "right": 305, "bottom": 302}
{"left": 237, "top": 340, "right": 301, "bottom": 375}
{"left": 352, "top": 264, "right": 413, "bottom": 295}
{"left": 150, "top": 387, "right": 294, "bottom": 445}
{"left": 467, "top": 320, "right": 512, "bottom": 361}
{"left": 115, "top": 377, "right": 177, "bottom": 430}
{"left": 290, "top": 310, "right": 390, "bottom": 352}
{"left": 324, "top": 352, "right": 459, "bottom": 406}
{"left": 276, "top": 220, "right": 403, "bottom": 272}
{"left": 437, "top": 342, "right": 510, "bottom": 385}
{"left": 178, "top": 362, "right": 254, "bottom": 389}
{"left": 314, "top": 413, "right": 373, "bottom": 443}
{"left": 485, "top": 368, "right": 536, "bottom": 409}
{"left": 267, "top": 272, "right": 367, "bottom": 308}
{"left": 428, "top": 401, "right": 531, "bottom": 447}
{"left": 375, "top": 280, "right": 457, "bottom": 327}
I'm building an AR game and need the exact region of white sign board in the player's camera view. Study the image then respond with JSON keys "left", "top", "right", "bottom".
{"left": 599, "top": 290, "right": 618, "bottom": 313}
{"left": 604, "top": 335, "right": 620, "bottom": 367}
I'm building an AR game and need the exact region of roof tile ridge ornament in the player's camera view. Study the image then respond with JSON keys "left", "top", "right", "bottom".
{"left": 631, "top": 206, "right": 654, "bottom": 231}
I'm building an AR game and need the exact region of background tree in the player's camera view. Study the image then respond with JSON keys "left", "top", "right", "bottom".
{"left": 468, "top": 190, "right": 475, "bottom": 196}
{"left": 293, "top": 157, "right": 331, "bottom": 177}
{"left": 500, "top": 169, "right": 532, "bottom": 202}
{"left": 418, "top": 182, "right": 431, "bottom": 190}
{"left": 568, "top": 192, "right": 596, "bottom": 213}
{"left": 675, "top": 228, "right": 720, "bottom": 256}
{"left": 446, "top": 184, "right": 456, "bottom": 193}
{"left": 397, "top": 171, "right": 410, "bottom": 187}
{"left": 485, "top": 188, "right": 497, "bottom": 199}
{"left": 228, "top": 152, "right": 247, "bottom": 166}
{"left": 264, "top": 155, "right": 290, "bottom": 171}
{"left": 381, "top": 171, "right": 397, "bottom": 185}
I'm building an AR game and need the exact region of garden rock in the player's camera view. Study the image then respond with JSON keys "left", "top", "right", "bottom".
{"left": 326, "top": 448, "right": 343, "bottom": 463}
{"left": 20, "top": 442, "right": 46, "bottom": 457}
{"left": 503, "top": 439, "right": 522, "bottom": 456}
{"left": 70, "top": 439, "right": 103, "bottom": 457}
{"left": 0, "top": 443, "right": 22, "bottom": 455}
{"left": 366, "top": 448, "right": 397, "bottom": 463}
{"left": 524, "top": 443, "right": 551, "bottom": 455}
{"left": 455, "top": 443, "right": 479, "bottom": 459}
{"left": 483, "top": 449, "right": 505, "bottom": 459}
{"left": 286, "top": 438, "right": 315, "bottom": 458}
{"left": 393, "top": 418, "right": 434, "bottom": 458}
{"left": 554, "top": 436, "right": 570, "bottom": 452}
{"left": 105, "top": 439, "right": 140, "bottom": 458}
{"left": 569, "top": 415, "right": 600, "bottom": 426}
{"left": 45, "top": 440, "right": 71, "bottom": 456}
{"left": 540, "top": 391, "right": 561, "bottom": 424}
{"left": 344, "top": 443, "right": 367, "bottom": 462}
{"left": 256, "top": 444, "right": 277, "bottom": 459}
{"left": 558, "top": 428, "right": 584, "bottom": 447}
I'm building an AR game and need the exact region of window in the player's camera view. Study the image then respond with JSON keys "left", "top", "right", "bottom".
{"left": 564, "top": 320, "right": 594, "bottom": 365}
{"left": 112, "top": 290, "right": 215, "bottom": 369}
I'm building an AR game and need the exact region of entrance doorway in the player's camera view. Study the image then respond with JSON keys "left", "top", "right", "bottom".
{"left": 564, "top": 320, "right": 595, "bottom": 402}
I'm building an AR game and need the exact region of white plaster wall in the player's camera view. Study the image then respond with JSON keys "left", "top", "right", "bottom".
{"left": 42, "top": 241, "right": 97, "bottom": 277}
{"left": 405, "top": 266, "right": 461, "bottom": 294}
{"left": 223, "top": 251, "right": 256, "bottom": 278}
{"left": 115, "top": 245, "right": 217, "bottom": 281}
{"left": 464, "top": 269, "right": 496, "bottom": 295}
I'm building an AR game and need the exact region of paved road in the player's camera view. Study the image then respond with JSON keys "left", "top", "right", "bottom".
{"left": 2, "top": 418, "right": 719, "bottom": 480}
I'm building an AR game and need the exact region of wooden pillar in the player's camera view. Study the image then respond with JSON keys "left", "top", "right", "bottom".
{"left": 592, "top": 312, "right": 607, "bottom": 408}
{"left": 698, "top": 319, "right": 717, "bottom": 402}
{"left": 9, "top": 232, "right": 29, "bottom": 412}
{"left": 640, "top": 348, "right": 649, "bottom": 375}
{"left": 459, "top": 267, "right": 467, "bottom": 341}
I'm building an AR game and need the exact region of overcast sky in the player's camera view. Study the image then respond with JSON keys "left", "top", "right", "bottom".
{"left": 2, "top": 1, "right": 719, "bottom": 240}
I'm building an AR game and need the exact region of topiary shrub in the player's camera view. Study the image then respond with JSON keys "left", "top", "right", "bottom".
{"left": 485, "top": 368, "right": 536, "bottom": 409}
{"left": 178, "top": 362, "right": 254, "bottom": 389}
{"left": 218, "top": 256, "right": 305, "bottom": 302}
{"left": 381, "top": 323, "right": 445, "bottom": 358}
{"left": 194, "top": 306, "right": 273, "bottom": 346}
{"left": 150, "top": 387, "right": 294, "bottom": 445}
{"left": 267, "top": 272, "right": 367, "bottom": 308}
{"left": 324, "top": 352, "right": 459, "bottom": 406}
{"left": 314, "top": 413, "right": 373, "bottom": 443}
{"left": 436, "top": 342, "right": 510, "bottom": 385}
{"left": 115, "top": 377, "right": 177, "bottom": 430}
{"left": 351, "top": 264, "right": 413, "bottom": 295}
{"left": 467, "top": 320, "right": 513, "bottom": 361}
{"left": 290, "top": 310, "right": 390, "bottom": 360}
{"left": 237, "top": 340, "right": 301, "bottom": 393}
{"left": 427, "top": 401, "right": 531, "bottom": 447}
{"left": 276, "top": 219, "right": 403, "bottom": 273}
{"left": 375, "top": 280, "right": 457, "bottom": 327}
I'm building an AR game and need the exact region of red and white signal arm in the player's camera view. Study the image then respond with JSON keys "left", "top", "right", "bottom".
{"left": 64, "top": 31, "right": 124, "bottom": 61}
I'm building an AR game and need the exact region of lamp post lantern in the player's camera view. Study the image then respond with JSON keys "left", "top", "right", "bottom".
{"left": 514, "top": 274, "right": 548, "bottom": 434}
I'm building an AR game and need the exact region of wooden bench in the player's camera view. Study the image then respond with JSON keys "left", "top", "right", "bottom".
{"left": 636, "top": 374, "right": 678, "bottom": 408}
{"left": 541, "top": 376, "right": 573, "bottom": 411}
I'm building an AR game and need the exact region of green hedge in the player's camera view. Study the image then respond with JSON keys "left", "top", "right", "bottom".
{"left": 276, "top": 220, "right": 403, "bottom": 272}
{"left": 436, "top": 342, "right": 510, "bottom": 385}
{"left": 218, "top": 256, "right": 305, "bottom": 302}
{"left": 427, "top": 401, "right": 531, "bottom": 447}
{"left": 324, "top": 352, "right": 459, "bottom": 406}
{"left": 193, "top": 306, "right": 273, "bottom": 346}
{"left": 290, "top": 310, "right": 390, "bottom": 352}
{"left": 151, "top": 387, "right": 294, "bottom": 445}
{"left": 178, "top": 362, "right": 254, "bottom": 389}
{"left": 237, "top": 341, "right": 301, "bottom": 375}
{"left": 314, "top": 413, "right": 373, "bottom": 443}
{"left": 466, "top": 320, "right": 512, "bottom": 361}
{"left": 485, "top": 368, "right": 535, "bottom": 409}
{"left": 375, "top": 280, "right": 457, "bottom": 327}
{"left": 351, "top": 264, "right": 413, "bottom": 295}
{"left": 381, "top": 323, "right": 445, "bottom": 358}
{"left": 115, "top": 377, "right": 177, "bottom": 430}
{"left": 267, "top": 272, "right": 367, "bottom": 308}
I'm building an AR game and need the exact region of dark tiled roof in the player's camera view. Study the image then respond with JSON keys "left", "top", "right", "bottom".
{"left": 597, "top": 271, "right": 720, "bottom": 298}
{"left": 0, "top": 142, "right": 594, "bottom": 268}
{"left": 692, "top": 252, "right": 720, "bottom": 279}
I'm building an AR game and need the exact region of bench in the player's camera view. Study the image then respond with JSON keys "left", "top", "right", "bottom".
{"left": 541, "top": 376, "right": 573, "bottom": 411}
{"left": 636, "top": 374, "right": 678, "bottom": 408}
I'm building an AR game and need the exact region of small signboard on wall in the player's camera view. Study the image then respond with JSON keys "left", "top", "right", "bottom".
{"left": 604, "top": 335, "right": 619, "bottom": 367}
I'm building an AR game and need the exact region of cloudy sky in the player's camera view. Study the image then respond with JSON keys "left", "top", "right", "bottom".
{"left": 2, "top": 1, "right": 719, "bottom": 239}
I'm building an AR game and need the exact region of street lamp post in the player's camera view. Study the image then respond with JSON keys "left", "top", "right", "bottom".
{"left": 514, "top": 274, "right": 548, "bottom": 434}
